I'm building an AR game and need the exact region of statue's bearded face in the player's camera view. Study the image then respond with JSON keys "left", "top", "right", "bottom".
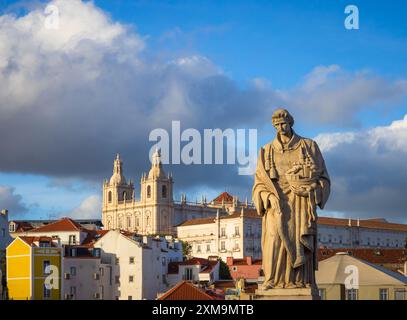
{"left": 275, "top": 121, "right": 292, "bottom": 136}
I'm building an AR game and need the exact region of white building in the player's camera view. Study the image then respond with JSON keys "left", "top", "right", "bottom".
{"left": 318, "top": 217, "right": 407, "bottom": 249}
{"left": 176, "top": 208, "right": 262, "bottom": 261}
{"left": 0, "top": 209, "right": 12, "bottom": 251}
{"left": 92, "top": 229, "right": 183, "bottom": 300}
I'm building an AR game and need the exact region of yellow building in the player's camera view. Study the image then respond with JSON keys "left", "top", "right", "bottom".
{"left": 6, "top": 236, "right": 62, "bottom": 300}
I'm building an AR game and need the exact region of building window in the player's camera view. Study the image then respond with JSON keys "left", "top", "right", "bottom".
{"left": 197, "top": 245, "right": 201, "bottom": 253}
{"left": 162, "top": 257, "right": 166, "bottom": 266}
{"left": 43, "top": 284, "right": 51, "bottom": 299}
{"left": 379, "top": 288, "right": 388, "bottom": 300}
{"left": 129, "top": 275, "right": 134, "bottom": 283}
{"left": 127, "top": 216, "right": 131, "bottom": 228}
{"left": 247, "top": 225, "right": 252, "bottom": 237}
{"left": 221, "top": 241, "right": 225, "bottom": 251}
{"left": 136, "top": 217, "right": 140, "bottom": 227}
{"left": 1, "top": 228, "right": 5, "bottom": 237}
{"left": 162, "top": 185, "right": 167, "bottom": 198}
{"left": 221, "top": 228, "right": 226, "bottom": 237}
{"left": 70, "top": 267, "right": 76, "bottom": 276}
{"left": 9, "top": 223, "right": 15, "bottom": 233}
{"left": 71, "top": 248, "right": 77, "bottom": 257}
{"left": 147, "top": 186, "right": 151, "bottom": 198}
{"left": 184, "top": 268, "right": 193, "bottom": 281}
{"left": 123, "top": 191, "right": 127, "bottom": 200}
{"left": 118, "top": 217, "right": 123, "bottom": 229}
{"left": 129, "top": 257, "right": 135, "bottom": 264}
{"left": 206, "top": 244, "right": 210, "bottom": 252}
{"left": 108, "top": 191, "right": 112, "bottom": 203}
{"left": 70, "top": 286, "right": 76, "bottom": 299}
{"left": 328, "top": 235, "right": 332, "bottom": 243}
{"left": 318, "top": 288, "right": 326, "bottom": 300}
{"left": 43, "top": 260, "right": 51, "bottom": 275}
{"left": 346, "top": 289, "right": 358, "bottom": 300}
{"left": 395, "top": 289, "right": 405, "bottom": 300}
{"left": 69, "top": 235, "right": 76, "bottom": 245}
{"left": 235, "top": 226, "right": 240, "bottom": 236}
{"left": 234, "top": 241, "right": 239, "bottom": 250}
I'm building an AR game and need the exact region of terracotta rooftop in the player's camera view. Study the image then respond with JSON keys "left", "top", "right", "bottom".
{"left": 318, "top": 216, "right": 407, "bottom": 232}
{"left": 11, "top": 221, "right": 34, "bottom": 232}
{"left": 177, "top": 214, "right": 407, "bottom": 230}
{"left": 168, "top": 257, "right": 219, "bottom": 274}
{"left": 176, "top": 209, "right": 260, "bottom": 227}
{"left": 28, "top": 217, "right": 86, "bottom": 233}
{"left": 211, "top": 191, "right": 234, "bottom": 203}
{"left": 158, "top": 281, "right": 215, "bottom": 300}
{"left": 318, "top": 248, "right": 407, "bottom": 265}
{"left": 19, "top": 236, "right": 56, "bottom": 247}
{"left": 81, "top": 230, "right": 109, "bottom": 247}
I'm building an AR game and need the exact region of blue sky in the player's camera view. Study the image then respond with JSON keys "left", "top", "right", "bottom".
{"left": 0, "top": 0, "right": 406, "bottom": 222}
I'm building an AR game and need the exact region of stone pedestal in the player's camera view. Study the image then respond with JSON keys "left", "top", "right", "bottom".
{"left": 254, "top": 288, "right": 321, "bottom": 300}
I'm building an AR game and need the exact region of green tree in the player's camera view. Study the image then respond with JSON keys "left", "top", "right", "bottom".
{"left": 219, "top": 259, "right": 232, "bottom": 280}
{"left": 182, "top": 241, "right": 192, "bottom": 259}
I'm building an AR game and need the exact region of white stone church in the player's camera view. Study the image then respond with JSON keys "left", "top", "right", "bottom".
{"left": 102, "top": 150, "right": 251, "bottom": 236}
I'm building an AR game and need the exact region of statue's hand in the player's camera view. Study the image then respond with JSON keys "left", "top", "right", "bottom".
{"left": 268, "top": 194, "right": 281, "bottom": 213}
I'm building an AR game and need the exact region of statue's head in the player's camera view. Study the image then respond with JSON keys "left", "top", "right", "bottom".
{"left": 271, "top": 108, "right": 294, "bottom": 136}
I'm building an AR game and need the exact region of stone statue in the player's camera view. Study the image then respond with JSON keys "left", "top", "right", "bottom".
{"left": 252, "top": 109, "right": 330, "bottom": 293}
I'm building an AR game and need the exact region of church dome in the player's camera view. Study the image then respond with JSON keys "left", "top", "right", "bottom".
{"left": 109, "top": 154, "right": 127, "bottom": 185}
{"left": 148, "top": 149, "right": 165, "bottom": 179}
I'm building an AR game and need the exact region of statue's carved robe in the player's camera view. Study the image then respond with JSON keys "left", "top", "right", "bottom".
{"left": 252, "top": 132, "right": 330, "bottom": 288}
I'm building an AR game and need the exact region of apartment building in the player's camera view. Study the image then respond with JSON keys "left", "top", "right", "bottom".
{"left": 176, "top": 208, "right": 262, "bottom": 261}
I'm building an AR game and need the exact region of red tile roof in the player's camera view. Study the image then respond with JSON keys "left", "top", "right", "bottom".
{"left": 227, "top": 258, "right": 262, "bottom": 266}
{"left": 317, "top": 216, "right": 407, "bottom": 232}
{"left": 178, "top": 214, "right": 407, "bottom": 229}
{"left": 28, "top": 217, "right": 86, "bottom": 233}
{"left": 212, "top": 192, "right": 234, "bottom": 203}
{"left": 158, "top": 281, "right": 215, "bottom": 300}
{"left": 318, "top": 248, "right": 407, "bottom": 264}
{"left": 19, "top": 236, "right": 56, "bottom": 247}
{"left": 81, "top": 230, "right": 109, "bottom": 247}
{"left": 168, "top": 257, "right": 219, "bottom": 274}
{"left": 177, "top": 209, "right": 260, "bottom": 227}
{"left": 12, "top": 221, "right": 34, "bottom": 232}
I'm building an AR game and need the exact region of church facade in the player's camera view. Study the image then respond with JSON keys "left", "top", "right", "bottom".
{"left": 102, "top": 150, "right": 248, "bottom": 236}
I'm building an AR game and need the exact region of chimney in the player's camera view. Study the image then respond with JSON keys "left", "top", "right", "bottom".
{"left": 246, "top": 256, "right": 252, "bottom": 265}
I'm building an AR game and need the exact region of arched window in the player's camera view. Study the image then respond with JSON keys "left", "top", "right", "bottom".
{"left": 108, "top": 191, "right": 112, "bottom": 203}
{"left": 136, "top": 217, "right": 140, "bottom": 227}
{"left": 162, "top": 185, "right": 167, "bottom": 198}
{"left": 119, "top": 217, "right": 123, "bottom": 229}
{"left": 127, "top": 216, "right": 131, "bottom": 228}
{"left": 123, "top": 191, "right": 127, "bottom": 200}
{"left": 147, "top": 185, "right": 151, "bottom": 198}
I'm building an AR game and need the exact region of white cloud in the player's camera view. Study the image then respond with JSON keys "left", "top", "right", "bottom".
{"left": 281, "top": 65, "right": 407, "bottom": 127}
{"left": 314, "top": 115, "right": 407, "bottom": 222}
{"left": 67, "top": 194, "right": 101, "bottom": 219}
{"left": 0, "top": 185, "right": 28, "bottom": 215}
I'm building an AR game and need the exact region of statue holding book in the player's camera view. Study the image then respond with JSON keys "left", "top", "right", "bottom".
{"left": 252, "top": 109, "right": 330, "bottom": 293}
